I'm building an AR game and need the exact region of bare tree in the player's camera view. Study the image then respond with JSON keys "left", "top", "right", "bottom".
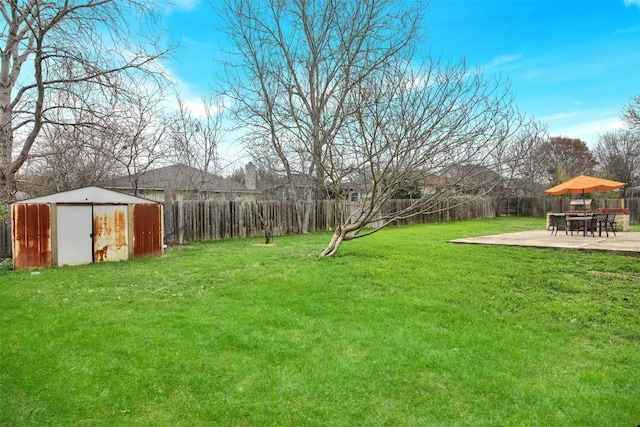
{"left": 225, "top": 0, "right": 540, "bottom": 255}
{"left": 488, "top": 120, "right": 548, "bottom": 215}
{"left": 108, "top": 84, "right": 171, "bottom": 196}
{"left": 18, "top": 79, "right": 172, "bottom": 197}
{"left": 29, "top": 120, "right": 121, "bottom": 195}
{"left": 220, "top": 0, "right": 423, "bottom": 233}
{"left": 595, "top": 130, "right": 640, "bottom": 197}
{"left": 220, "top": 0, "right": 540, "bottom": 256}
{"left": 169, "top": 95, "right": 222, "bottom": 179}
{"left": 513, "top": 132, "right": 550, "bottom": 197}
{"left": 0, "top": 0, "right": 171, "bottom": 203}
{"left": 22, "top": 79, "right": 123, "bottom": 194}
{"left": 622, "top": 94, "right": 640, "bottom": 131}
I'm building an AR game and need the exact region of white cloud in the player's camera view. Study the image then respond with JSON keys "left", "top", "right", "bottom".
{"left": 179, "top": 96, "right": 221, "bottom": 119}
{"left": 542, "top": 111, "right": 581, "bottom": 121}
{"left": 624, "top": 0, "right": 640, "bottom": 6}
{"left": 173, "top": 0, "right": 199, "bottom": 11}
{"left": 551, "top": 117, "right": 625, "bottom": 145}
{"left": 483, "top": 54, "right": 523, "bottom": 74}
{"left": 486, "top": 54, "right": 522, "bottom": 68}
{"left": 156, "top": 0, "right": 199, "bottom": 14}
{"left": 162, "top": 83, "right": 210, "bottom": 118}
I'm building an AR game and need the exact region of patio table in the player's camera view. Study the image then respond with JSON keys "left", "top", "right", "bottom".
{"left": 566, "top": 215, "right": 593, "bottom": 237}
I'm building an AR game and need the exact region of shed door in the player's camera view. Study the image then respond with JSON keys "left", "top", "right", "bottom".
{"left": 93, "top": 205, "right": 129, "bottom": 262}
{"left": 12, "top": 203, "right": 52, "bottom": 270}
{"left": 57, "top": 205, "right": 93, "bottom": 266}
{"left": 132, "top": 204, "right": 163, "bottom": 258}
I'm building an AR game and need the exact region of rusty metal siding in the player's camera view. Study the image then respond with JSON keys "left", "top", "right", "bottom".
{"left": 93, "top": 205, "right": 129, "bottom": 262}
{"left": 12, "top": 203, "right": 52, "bottom": 270}
{"left": 132, "top": 204, "right": 163, "bottom": 258}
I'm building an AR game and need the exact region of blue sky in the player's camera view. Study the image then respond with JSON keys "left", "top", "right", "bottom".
{"left": 162, "top": 0, "right": 640, "bottom": 163}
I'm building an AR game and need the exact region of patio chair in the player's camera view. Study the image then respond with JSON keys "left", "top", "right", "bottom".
{"left": 606, "top": 214, "right": 617, "bottom": 236}
{"left": 590, "top": 213, "right": 608, "bottom": 237}
{"left": 565, "top": 216, "right": 575, "bottom": 235}
{"left": 549, "top": 214, "right": 562, "bottom": 235}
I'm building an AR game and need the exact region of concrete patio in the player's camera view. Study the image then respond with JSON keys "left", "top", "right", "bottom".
{"left": 449, "top": 230, "right": 640, "bottom": 256}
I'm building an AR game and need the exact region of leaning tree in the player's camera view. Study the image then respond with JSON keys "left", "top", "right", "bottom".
{"left": 317, "top": 60, "right": 541, "bottom": 256}
{"left": 0, "top": 0, "right": 171, "bottom": 203}
{"left": 220, "top": 0, "right": 542, "bottom": 256}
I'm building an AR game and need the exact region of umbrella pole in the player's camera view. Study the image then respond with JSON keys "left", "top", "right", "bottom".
{"left": 583, "top": 190, "right": 588, "bottom": 236}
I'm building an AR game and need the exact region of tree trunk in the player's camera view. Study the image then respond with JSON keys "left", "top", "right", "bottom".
{"left": 301, "top": 191, "right": 314, "bottom": 234}
{"left": 294, "top": 200, "right": 305, "bottom": 234}
{"left": 320, "top": 227, "right": 346, "bottom": 257}
{"left": 0, "top": 170, "right": 15, "bottom": 203}
{"left": 0, "top": 51, "right": 16, "bottom": 203}
{"left": 494, "top": 195, "right": 504, "bottom": 217}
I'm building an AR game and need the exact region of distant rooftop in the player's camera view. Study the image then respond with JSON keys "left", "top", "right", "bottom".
{"left": 106, "top": 164, "right": 251, "bottom": 193}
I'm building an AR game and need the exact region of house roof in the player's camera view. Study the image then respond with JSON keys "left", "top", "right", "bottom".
{"left": 106, "top": 164, "right": 250, "bottom": 193}
{"left": 14, "top": 186, "right": 158, "bottom": 204}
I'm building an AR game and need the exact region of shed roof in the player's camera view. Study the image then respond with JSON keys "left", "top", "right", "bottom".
{"left": 15, "top": 186, "right": 158, "bottom": 205}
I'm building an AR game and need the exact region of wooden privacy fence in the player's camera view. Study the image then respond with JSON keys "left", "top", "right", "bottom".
{"left": 2, "top": 196, "right": 639, "bottom": 257}
{"left": 157, "top": 196, "right": 640, "bottom": 245}
{"left": 165, "top": 196, "right": 497, "bottom": 244}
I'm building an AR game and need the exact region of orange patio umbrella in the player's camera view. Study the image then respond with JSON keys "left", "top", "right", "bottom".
{"left": 544, "top": 175, "right": 626, "bottom": 196}
{"left": 545, "top": 175, "right": 626, "bottom": 214}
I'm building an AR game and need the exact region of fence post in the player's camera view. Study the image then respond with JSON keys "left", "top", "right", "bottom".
{"left": 177, "top": 200, "right": 184, "bottom": 245}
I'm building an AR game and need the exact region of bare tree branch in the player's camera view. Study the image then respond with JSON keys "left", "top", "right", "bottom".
{"left": 622, "top": 93, "right": 640, "bottom": 131}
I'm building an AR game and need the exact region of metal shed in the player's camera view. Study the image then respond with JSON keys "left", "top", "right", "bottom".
{"left": 11, "top": 186, "right": 163, "bottom": 270}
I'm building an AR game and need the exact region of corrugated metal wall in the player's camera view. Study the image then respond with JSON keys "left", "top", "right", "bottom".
{"left": 93, "top": 205, "right": 129, "bottom": 263}
{"left": 132, "top": 203, "right": 163, "bottom": 258}
{"left": 11, "top": 204, "right": 52, "bottom": 270}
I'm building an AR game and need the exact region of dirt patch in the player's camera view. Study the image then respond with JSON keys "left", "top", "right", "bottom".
{"left": 589, "top": 270, "right": 640, "bottom": 281}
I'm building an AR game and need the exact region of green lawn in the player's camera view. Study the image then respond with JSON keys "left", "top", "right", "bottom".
{"left": 1, "top": 217, "right": 639, "bottom": 426}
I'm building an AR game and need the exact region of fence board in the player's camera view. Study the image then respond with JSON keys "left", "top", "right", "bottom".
{"left": 0, "top": 219, "right": 12, "bottom": 258}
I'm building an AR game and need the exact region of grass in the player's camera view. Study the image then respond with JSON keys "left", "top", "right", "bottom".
{"left": 1, "top": 217, "right": 639, "bottom": 426}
